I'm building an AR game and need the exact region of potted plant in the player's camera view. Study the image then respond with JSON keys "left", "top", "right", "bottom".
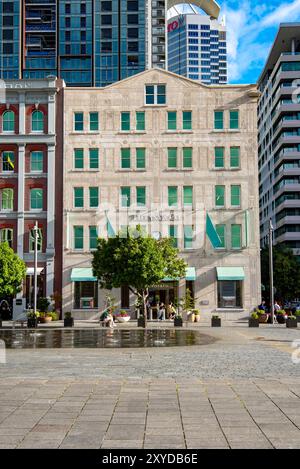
{"left": 64, "top": 312, "right": 74, "bottom": 327}
{"left": 249, "top": 312, "right": 259, "bottom": 327}
{"left": 256, "top": 308, "right": 268, "bottom": 323}
{"left": 286, "top": 315, "right": 298, "bottom": 328}
{"left": 116, "top": 310, "right": 130, "bottom": 323}
{"left": 39, "top": 312, "right": 52, "bottom": 324}
{"left": 27, "top": 310, "right": 38, "bottom": 328}
{"left": 174, "top": 312, "right": 183, "bottom": 327}
{"left": 211, "top": 314, "right": 221, "bottom": 327}
{"left": 48, "top": 311, "right": 59, "bottom": 321}
{"left": 276, "top": 310, "right": 286, "bottom": 324}
{"left": 183, "top": 289, "right": 195, "bottom": 322}
{"left": 37, "top": 297, "right": 50, "bottom": 313}
{"left": 295, "top": 310, "right": 300, "bottom": 323}
{"left": 193, "top": 309, "right": 200, "bottom": 322}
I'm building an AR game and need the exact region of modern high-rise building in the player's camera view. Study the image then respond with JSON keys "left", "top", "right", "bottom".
{"left": 167, "top": 11, "right": 227, "bottom": 84}
{"left": 258, "top": 24, "right": 300, "bottom": 256}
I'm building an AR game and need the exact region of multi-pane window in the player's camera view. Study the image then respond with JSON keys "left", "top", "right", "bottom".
{"left": 183, "top": 148, "right": 193, "bottom": 168}
{"left": 214, "top": 147, "right": 224, "bottom": 168}
{"left": 2, "top": 151, "right": 14, "bottom": 172}
{"left": 136, "top": 148, "right": 145, "bottom": 169}
{"left": 168, "top": 186, "right": 178, "bottom": 207}
{"left": 2, "top": 188, "right": 13, "bottom": 210}
{"left": 231, "top": 185, "right": 241, "bottom": 206}
{"left": 2, "top": 110, "right": 15, "bottom": 132}
{"left": 184, "top": 225, "right": 193, "bottom": 249}
{"left": 121, "top": 112, "right": 130, "bottom": 131}
{"left": 74, "top": 149, "right": 84, "bottom": 169}
{"left": 215, "top": 185, "right": 225, "bottom": 207}
{"left": 30, "top": 188, "right": 43, "bottom": 210}
{"left": 89, "top": 112, "right": 99, "bottom": 131}
{"left": 74, "top": 187, "right": 84, "bottom": 208}
{"left": 0, "top": 228, "right": 13, "bottom": 248}
{"left": 89, "top": 187, "right": 99, "bottom": 208}
{"left": 169, "top": 225, "right": 178, "bottom": 248}
{"left": 121, "top": 187, "right": 131, "bottom": 207}
{"left": 168, "top": 148, "right": 177, "bottom": 168}
{"left": 214, "top": 111, "right": 224, "bottom": 130}
{"left": 121, "top": 148, "right": 131, "bottom": 168}
{"left": 231, "top": 224, "right": 241, "bottom": 249}
{"left": 89, "top": 148, "right": 99, "bottom": 169}
{"left": 167, "top": 111, "right": 177, "bottom": 130}
{"left": 136, "top": 112, "right": 145, "bottom": 131}
{"left": 89, "top": 226, "right": 98, "bottom": 250}
{"left": 74, "top": 226, "right": 84, "bottom": 250}
{"left": 183, "top": 111, "right": 192, "bottom": 130}
{"left": 31, "top": 111, "right": 44, "bottom": 132}
{"left": 183, "top": 186, "right": 193, "bottom": 206}
{"left": 230, "top": 110, "right": 239, "bottom": 129}
{"left": 145, "top": 84, "right": 166, "bottom": 105}
{"left": 218, "top": 280, "right": 242, "bottom": 308}
{"left": 216, "top": 224, "right": 226, "bottom": 248}
{"left": 29, "top": 228, "right": 43, "bottom": 252}
{"left": 136, "top": 186, "right": 146, "bottom": 206}
{"left": 74, "top": 112, "right": 84, "bottom": 131}
{"left": 230, "top": 147, "right": 240, "bottom": 168}
{"left": 30, "top": 151, "right": 43, "bottom": 172}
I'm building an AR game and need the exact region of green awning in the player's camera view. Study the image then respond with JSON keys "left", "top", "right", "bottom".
{"left": 216, "top": 267, "right": 245, "bottom": 281}
{"left": 164, "top": 267, "right": 196, "bottom": 282}
{"left": 70, "top": 268, "right": 97, "bottom": 282}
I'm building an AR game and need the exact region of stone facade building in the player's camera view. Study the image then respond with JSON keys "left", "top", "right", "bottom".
{"left": 62, "top": 68, "right": 261, "bottom": 320}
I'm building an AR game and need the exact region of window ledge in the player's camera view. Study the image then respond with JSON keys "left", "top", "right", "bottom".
{"left": 70, "top": 169, "right": 99, "bottom": 173}
{"left": 70, "top": 131, "right": 100, "bottom": 135}
{"left": 144, "top": 104, "right": 167, "bottom": 108}
{"left": 165, "top": 168, "right": 193, "bottom": 171}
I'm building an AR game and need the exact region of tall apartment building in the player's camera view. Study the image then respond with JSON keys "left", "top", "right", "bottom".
{"left": 62, "top": 68, "right": 260, "bottom": 320}
{"left": 167, "top": 12, "right": 227, "bottom": 84}
{"left": 258, "top": 24, "right": 300, "bottom": 256}
{"left": 0, "top": 78, "right": 64, "bottom": 315}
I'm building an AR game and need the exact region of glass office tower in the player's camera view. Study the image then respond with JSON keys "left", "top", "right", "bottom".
{"left": 0, "top": 0, "right": 146, "bottom": 86}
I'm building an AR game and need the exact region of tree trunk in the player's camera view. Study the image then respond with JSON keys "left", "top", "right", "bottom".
{"left": 143, "top": 290, "right": 148, "bottom": 328}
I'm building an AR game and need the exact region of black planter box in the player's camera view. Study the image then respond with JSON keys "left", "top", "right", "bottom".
{"left": 276, "top": 315, "right": 286, "bottom": 324}
{"left": 27, "top": 318, "right": 38, "bottom": 328}
{"left": 137, "top": 317, "right": 146, "bottom": 327}
{"left": 211, "top": 317, "right": 221, "bottom": 327}
{"left": 174, "top": 317, "right": 183, "bottom": 327}
{"left": 249, "top": 318, "right": 259, "bottom": 327}
{"left": 64, "top": 318, "right": 74, "bottom": 327}
{"left": 296, "top": 316, "right": 300, "bottom": 323}
{"left": 0, "top": 320, "right": 2, "bottom": 328}
{"left": 286, "top": 318, "right": 297, "bottom": 328}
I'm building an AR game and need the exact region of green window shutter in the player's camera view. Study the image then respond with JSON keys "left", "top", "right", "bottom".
{"left": 89, "top": 148, "right": 99, "bottom": 169}
{"left": 121, "top": 187, "right": 131, "bottom": 207}
{"left": 2, "top": 151, "right": 15, "bottom": 172}
{"left": 216, "top": 224, "right": 226, "bottom": 248}
{"left": 215, "top": 185, "right": 225, "bottom": 207}
{"left": 74, "top": 112, "right": 84, "bottom": 131}
{"left": 74, "top": 187, "right": 84, "bottom": 208}
{"left": 168, "top": 148, "right": 177, "bottom": 168}
{"left": 215, "top": 147, "right": 224, "bottom": 168}
{"left": 167, "top": 111, "right": 177, "bottom": 130}
{"left": 214, "top": 111, "right": 224, "bottom": 130}
{"left": 136, "top": 148, "right": 145, "bottom": 169}
{"left": 3, "top": 111, "right": 15, "bottom": 132}
{"left": 136, "top": 111, "right": 145, "bottom": 131}
{"left": 74, "top": 226, "right": 84, "bottom": 250}
{"left": 89, "top": 112, "right": 99, "bottom": 131}
{"left": 121, "top": 148, "right": 131, "bottom": 168}
{"left": 231, "top": 224, "right": 241, "bottom": 249}
{"left": 30, "top": 188, "right": 43, "bottom": 210}
{"left": 183, "top": 111, "right": 192, "bottom": 130}
{"left": 89, "top": 187, "right": 99, "bottom": 208}
{"left": 2, "top": 188, "right": 14, "bottom": 210}
{"left": 169, "top": 225, "right": 178, "bottom": 248}
{"left": 121, "top": 112, "right": 130, "bottom": 131}
{"left": 89, "top": 226, "right": 98, "bottom": 250}
{"left": 230, "top": 147, "right": 240, "bottom": 168}
{"left": 74, "top": 149, "right": 84, "bottom": 169}
{"left": 230, "top": 110, "right": 239, "bottom": 129}
{"left": 184, "top": 225, "right": 193, "bottom": 249}
{"left": 183, "top": 186, "right": 193, "bottom": 206}
{"left": 183, "top": 147, "right": 192, "bottom": 168}
{"left": 136, "top": 186, "right": 146, "bottom": 206}
{"left": 231, "top": 185, "right": 241, "bottom": 206}
{"left": 168, "top": 186, "right": 178, "bottom": 207}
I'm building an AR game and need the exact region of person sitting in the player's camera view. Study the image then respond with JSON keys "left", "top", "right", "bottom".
{"left": 100, "top": 310, "right": 115, "bottom": 328}
{"left": 158, "top": 303, "right": 165, "bottom": 321}
{"left": 168, "top": 302, "right": 176, "bottom": 320}
{"left": 258, "top": 299, "right": 267, "bottom": 311}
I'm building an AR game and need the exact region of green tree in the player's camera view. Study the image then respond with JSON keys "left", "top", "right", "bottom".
{"left": 0, "top": 242, "right": 26, "bottom": 298}
{"left": 92, "top": 226, "right": 187, "bottom": 326}
{"left": 261, "top": 244, "right": 300, "bottom": 301}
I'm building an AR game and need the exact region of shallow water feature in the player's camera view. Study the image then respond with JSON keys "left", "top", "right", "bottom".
{"left": 0, "top": 329, "right": 216, "bottom": 349}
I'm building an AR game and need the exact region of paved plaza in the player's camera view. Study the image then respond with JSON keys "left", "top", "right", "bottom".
{"left": 0, "top": 322, "right": 300, "bottom": 449}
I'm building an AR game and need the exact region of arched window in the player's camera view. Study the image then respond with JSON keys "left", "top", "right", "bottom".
{"left": 0, "top": 228, "right": 13, "bottom": 248}
{"left": 2, "top": 110, "right": 15, "bottom": 132}
{"left": 31, "top": 110, "right": 44, "bottom": 132}
{"left": 1, "top": 188, "right": 14, "bottom": 211}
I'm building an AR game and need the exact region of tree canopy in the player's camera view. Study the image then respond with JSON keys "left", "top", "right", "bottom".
{"left": 0, "top": 242, "right": 26, "bottom": 298}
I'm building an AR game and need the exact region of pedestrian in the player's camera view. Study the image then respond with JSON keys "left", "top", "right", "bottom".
{"left": 158, "top": 303, "right": 165, "bottom": 321}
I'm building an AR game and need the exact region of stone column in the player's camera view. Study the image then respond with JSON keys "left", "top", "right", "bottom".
{"left": 17, "top": 144, "right": 25, "bottom": 258}
{"left": 46, "top": 144, "right": 55, "bottom": 297}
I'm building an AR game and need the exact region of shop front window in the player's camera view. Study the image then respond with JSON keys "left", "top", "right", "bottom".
{"left": 74, "top": 281, "right": 98, "bottom": 309}
{"left": 218, "top": 280, "right": 242, "bottom": 308}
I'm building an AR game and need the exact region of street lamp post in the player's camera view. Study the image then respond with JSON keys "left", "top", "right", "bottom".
{"left": 269, "top": 218, "right": 274, "bottom": 324}
{"left": 33, "top": 221, "right": 39, "bottom": 316}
